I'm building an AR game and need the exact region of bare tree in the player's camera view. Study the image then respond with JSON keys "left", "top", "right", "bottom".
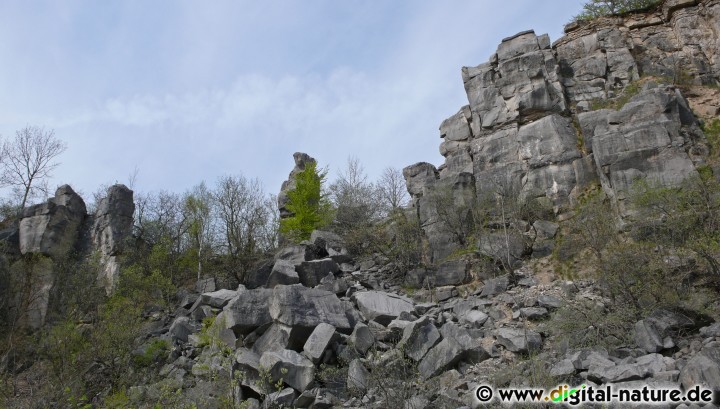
{"left": 2, "top": 126, "right": 67, "bottom": 209}
{"left": 378, "top": 166, "right": 409, "bottom": 212}
{"left": 330, "top": 156, "right": 381, "bottom": 231}
{"left": 214, "top": 175, "right": 275, "bottom": 282}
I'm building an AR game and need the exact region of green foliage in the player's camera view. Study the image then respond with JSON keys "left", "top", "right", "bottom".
{"left": 133, "top": 339, "right": 170, "bottom": 367}
{"left": 589, "top": 80, "right": 642, "bottom": 111}
{"left": 279, "top": 162, "right": 333, "bottom": 242}
{"left": 573, "top": 0, "right": 661, "bottom": 21}
{"left": 702, "top": 118, "right": 720, "bottom": 158}
{"left": 91, "top": 295, "right": 144, "bottom": 388}
{"left": 117, "top": 264, "right": 175, "bottom": 305}
{"left": 545, "top": 301, "right": 636, "bottom": 349}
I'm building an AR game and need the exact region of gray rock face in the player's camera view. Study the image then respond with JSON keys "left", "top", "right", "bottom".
{"left": 431, "top": 260, "right": 470, "bottom": 287}
{"left": 16, "top": 185, "right": 87, "bottom": 328}
{"left": 399, "top": 316, "right": 442, "bottom": 362}
{"left": 259, "top": 349, "right": 315, "bottom": 393}
{"left": 346, "top": 359, "right": 370, "bottom": 391}
{"left": 270, "top": 285, "right": 352, "bottom": 332}
{"left": 349, "top": 323, "right": 374, "bottom": 355}
{"left": 352, "top": 291, "right": 415, "bottom": 326}
{"left": 303, "top": 323, "right": 336, "bottom": 364}
{"left": 296, "top": 259, "right": 339, "bottom": 288}
{"left": 267, "top": 260, "right": 301, "bottom": 288}
{"left": 495, "top": 327, "right": 542, "bottom": 354}
{"left": 198, "top": 289, "right": 237, "bottom": 309}
{"left": 679, "top": 342, "right": 720, "bottom": 390}
{"left": 417, "top": 338, "right": 465, "bottom": 380}
{"left": 91, "top": 184, "right": 134, "bottom": 293}
{"left": 404, "top": 3, "right": 716, "bottom": 267}
{"left": 223, "top": 289, "right": 274, "bottom": 336}
{"left": 20, "top": 185, "right": 86, "bottom": 258}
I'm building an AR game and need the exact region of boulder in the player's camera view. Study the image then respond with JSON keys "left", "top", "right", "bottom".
{"left": 296, "top": 259, "right": 339, "bottom": 288}
{"left": 679, "top": 342, "right": 720, "bottom": 391}
{"left": 303, "top": 323, "right": 337, "bottom": 364}
{"left": 259, "top": 349, "right": 315, "bottom": 392}
{"left": 198, "top": 289, "right": 236, "bottom": 308}
{"left": 399, "top": 316, "right": 442, "bottom": 362}
{"left": 495, "top": 327, "right": 542, "bottom": 354}
{"left": 223, "top": 289, "right": 273, "bottom": 336}
{"left": 267, "top": 260, "right": 300, "bottom": 288}
{"left": 347, "top": 359, "right": 370, "bottom": 391}
{"left": 270, "top": 285, "right": 352, "bottom": 332}
{"left": 352, "top": 291, "right": 415, "bottom": 326}
{"left": 252, "top": 323, "right": 291, "bottom": 355}
{"left": 349, "top": 323, "right": 375, "bottom": 355}
{"left": 417, "top": 338, "right": 466, "bottom": 380}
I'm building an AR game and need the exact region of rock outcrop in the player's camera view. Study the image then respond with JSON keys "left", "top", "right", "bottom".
{"left": 404, "top": 0, "right": 718, "bottom": 263}
{"left": 15, "top": 185, "right": 87, "bottom": 328}
{"left": 91, "top": 184, "right": 135, "bottom": 293}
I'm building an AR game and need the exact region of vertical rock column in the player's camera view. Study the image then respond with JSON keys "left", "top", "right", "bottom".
{"left": 17, "top": 185, "right": 87, "bottom": 328}
{"left": 91, "top": 184, "right": 134, "bottom": 294}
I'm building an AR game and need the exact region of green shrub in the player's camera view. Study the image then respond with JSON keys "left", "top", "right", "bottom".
{"left": 573, "top": 0, "right": 661, "bottom": 21}
{"left": 133, "top": 339, "right": 170, "bottom": 367}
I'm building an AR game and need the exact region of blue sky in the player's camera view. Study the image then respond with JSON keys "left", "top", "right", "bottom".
{"left": 0, "top": 1, "right": 585, "bottom": 203}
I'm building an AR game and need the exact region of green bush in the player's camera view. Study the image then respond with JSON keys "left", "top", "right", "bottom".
{"left": 279, "top": 161, "right": 333, "bottom": 242}
{"left": 573, "top": 0, "right": 661, "bottom": 21}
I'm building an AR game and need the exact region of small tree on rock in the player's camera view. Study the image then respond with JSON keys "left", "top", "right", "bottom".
{"left": 574, "top": 0, "right": 661, "bottom": 20}
{"left": 279, "top": 162, "right": 333, "bottom": 242}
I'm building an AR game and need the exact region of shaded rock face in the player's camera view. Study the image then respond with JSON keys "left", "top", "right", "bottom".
{"left": 404, "top": 0, "right": 718, "bottom": 265}
{"left": 16, "top": 185, "right": 87, "bottom": 328}
{"left": 91, "top": 184, "right": 135, "bottom": 294}
{"left": 19, "top": 185, "right": 86, "bottom": 258}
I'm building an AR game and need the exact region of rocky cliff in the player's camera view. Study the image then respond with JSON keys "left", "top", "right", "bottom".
{"left": 405, "top": 0, "right": 720, "bottom": 263}
{"left": 4, "top": 184, "right": 134, "bottom": 328}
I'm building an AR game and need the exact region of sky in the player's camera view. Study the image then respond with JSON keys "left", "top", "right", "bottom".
{"left": 0, "top": 0, "right": 585, "bottom": 205}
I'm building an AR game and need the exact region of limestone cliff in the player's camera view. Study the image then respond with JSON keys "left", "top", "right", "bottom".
{"left": 405, "top": 0, "right": 719, "bottom": 263}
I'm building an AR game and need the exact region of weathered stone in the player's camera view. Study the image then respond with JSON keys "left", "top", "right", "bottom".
{"left": 480, "top": 276, "right": 509, "bottom": 297}
{"left": 399, "top": 316, "right": 442, "bottom": 362}
{"left": 198, "top": 289, "right": 237, "bottom": 308}
{"left": 270, "top": 285, "right": 352, "bottom": 332}
{"left": 347, "top": 359, "right": 370, "bottom": 391}
{"left": 91, "top": 184, "right": 134, "bottom": 293}
{"left": 19, "top": 185, "right": 86, "bottom": 259}
{"left": 679, "top": 342, "right": 720, "bottom": 391}
{"left": 252, "top": 323, "right": 291, "bottom": 355}
{"left": 537, "top": 295, "right": 562, "bottom": 309}
{"left": 459, "top": 310, "right": 489, "bottom": 328}
{"left": 352, "top": 291, "right": 415, "bottom": 326}
{"left": 303, "top": 323, "right": 337, "bottom": 364}
{"left": 223, "top": 289, "right": 273, "bottom": 336}
{"left": 349, "top": 323, "right": 374, "bottom": 355}
{"left": 169, "top": 316, "right": 196, "bottom": 342}
{"left": 430, "top": 260, "right": 470, "bottom": 287}
{"left": 259, "top": 349, "right": 315, "bottom": 392}
{"left": 267, "top": 260, "right": 300, "bottom": 288}
{"left": 496, "top": 327, "right": 542, "bottom": 354}
{"left": 519, "top": 307, "right": 548, "bottom": 320}
{"left": 417, "top": 338, "right": 465, "bottom": 380}
{"left": 296, "top": 259, "right": 339, "bottom": 288}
